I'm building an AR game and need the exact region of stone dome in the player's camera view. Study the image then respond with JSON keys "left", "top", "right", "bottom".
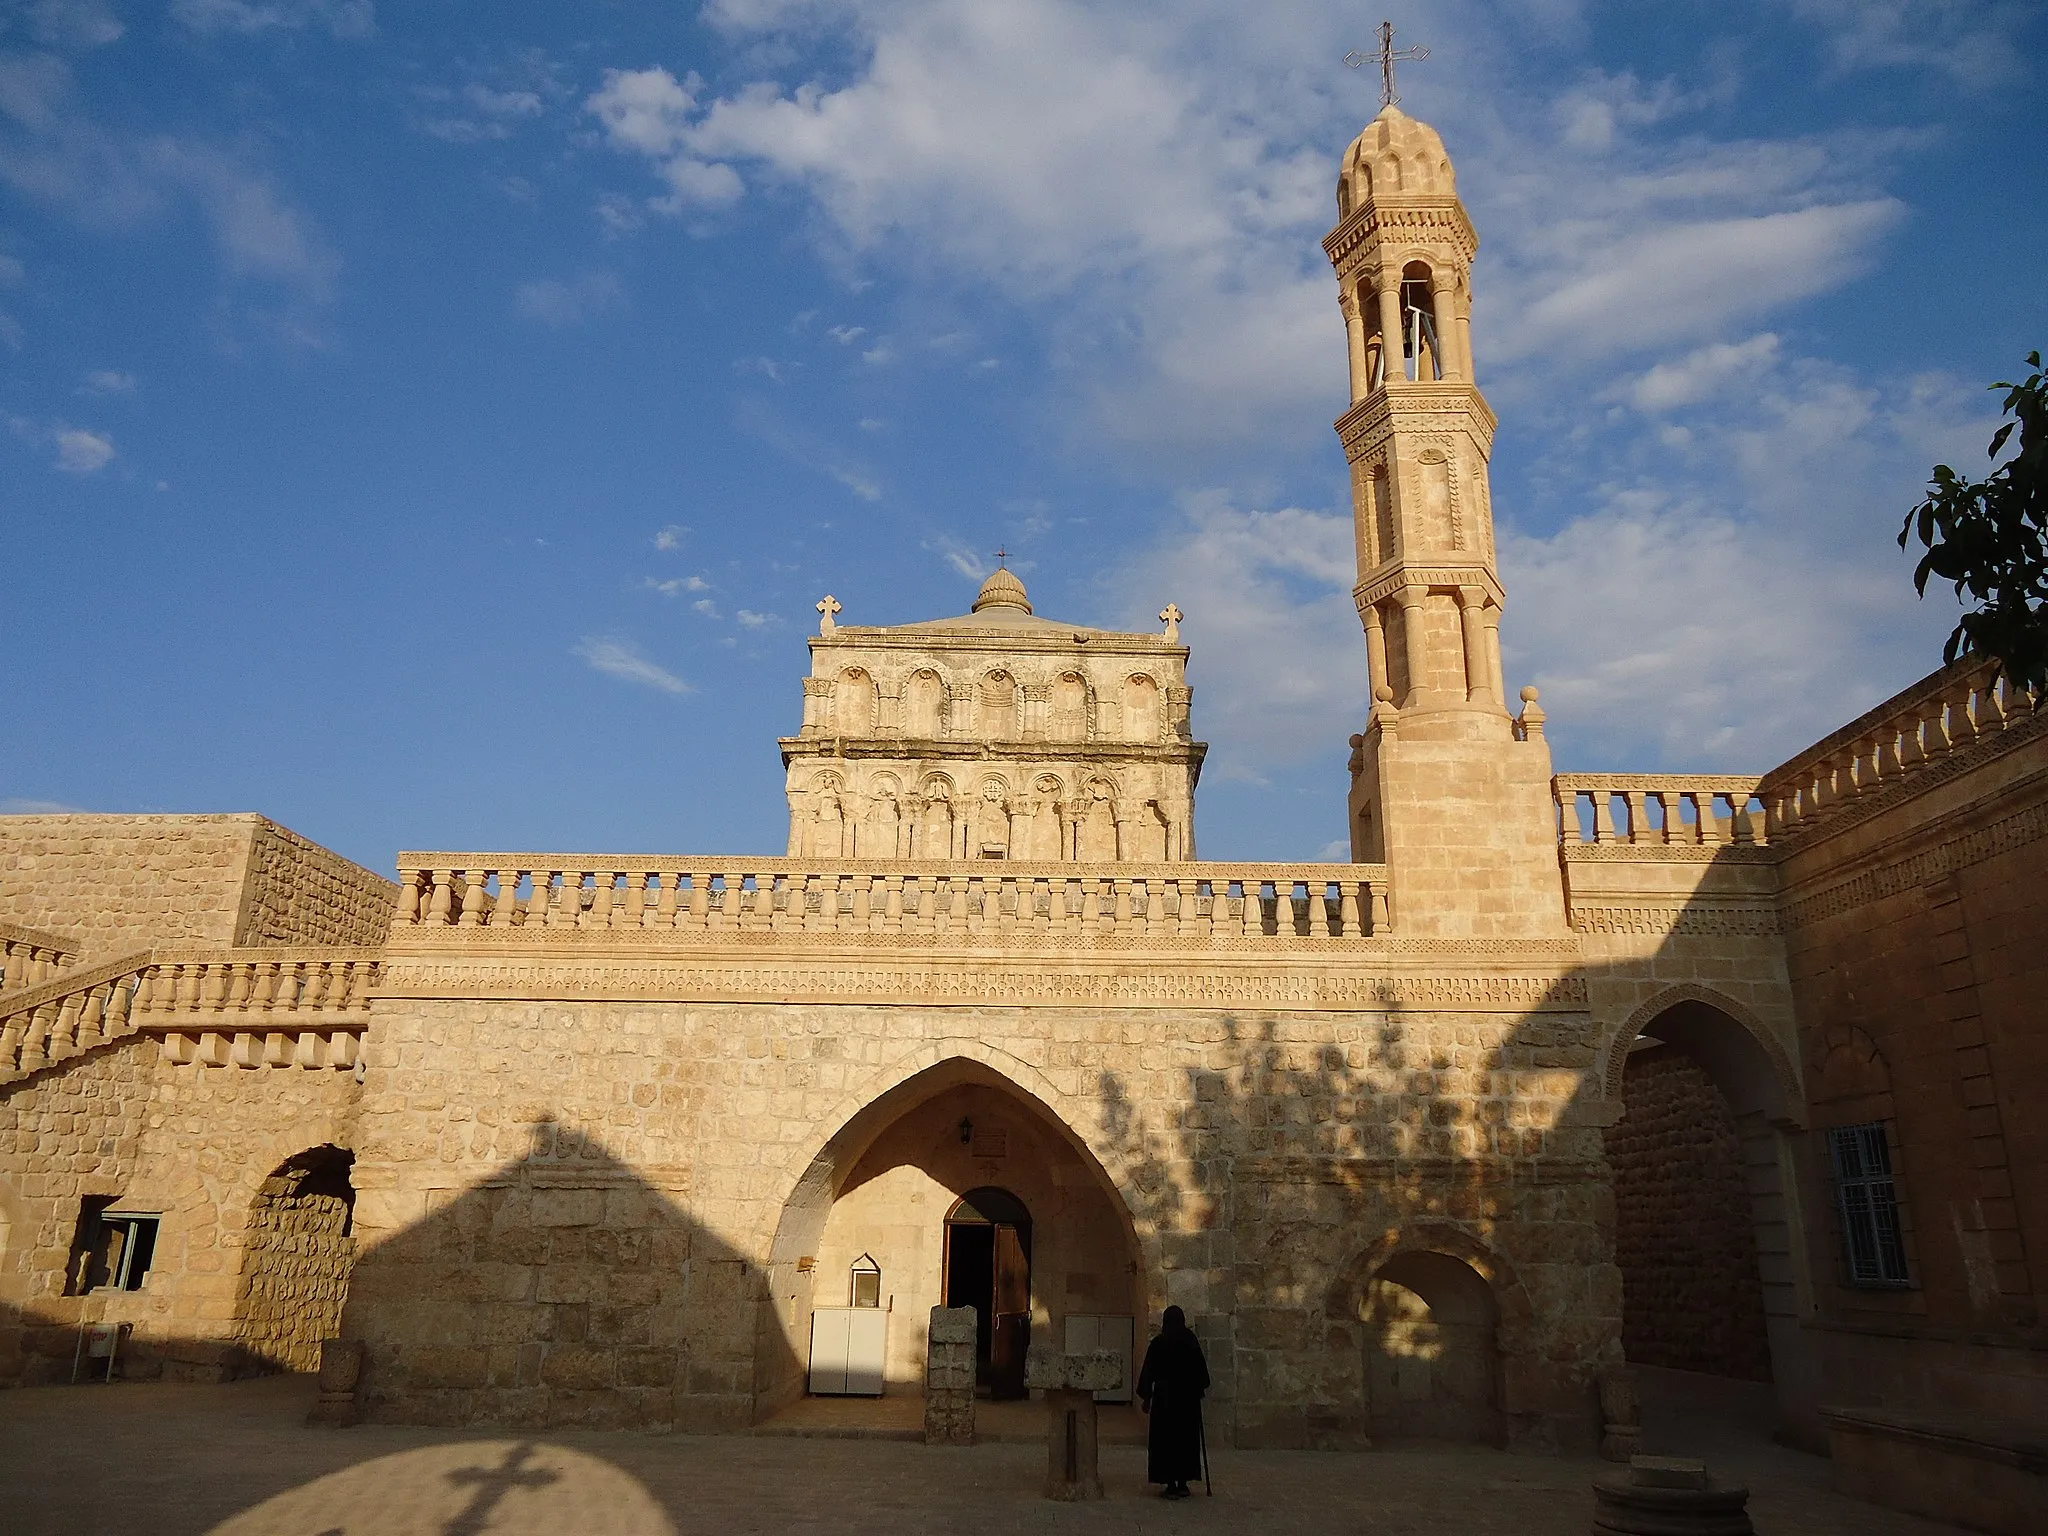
{"left": 1337, "top": 104, "right": 1456, "bottom": 219}
{"left": 970, "top": 566, "right": 1033, "bottom": 614}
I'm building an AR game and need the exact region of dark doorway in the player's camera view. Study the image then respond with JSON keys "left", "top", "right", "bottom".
{"left": 943, "top": 1187, "right": 1031, "bottom": 1399}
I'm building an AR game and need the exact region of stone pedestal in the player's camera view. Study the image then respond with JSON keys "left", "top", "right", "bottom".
{"left": 1024, "top": 1345, "right": 1124, "bottom": 1501}
{"left": 923, "top": 1306, "right": 976, "bottom": 1445}
{"left": 1591, "top": 1457, "right": 1752, "bottom": 1535}
{"left": 306, "top": 1338, "right": 362, "bottom": 1427}
{"left": 1598, "top": 1368, "right": 1642, "bottom": 1463}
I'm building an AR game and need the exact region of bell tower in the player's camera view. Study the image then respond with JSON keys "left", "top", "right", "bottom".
{"left": 1326, "top": 105, "right": 1567, "bottom": 936}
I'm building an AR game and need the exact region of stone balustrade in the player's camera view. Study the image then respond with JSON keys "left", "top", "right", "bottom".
{"left": 1759, "top": 658, "right": 2042, "bottom": 839}
{"left": 1553, "top": 776, "right": 1769, "bottom": 850}
{"left": 0, "top": 947, "right": 379, "bottom": 1083}
{"left": 392, "top": 856, "right": 1395, "bottom": 940}
{"left": 0, "top": 919, "right": 78, "bottom": 994}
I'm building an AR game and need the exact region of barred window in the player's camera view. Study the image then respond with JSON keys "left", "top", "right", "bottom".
{"left": 1828, "top": 1123, "right": 1910, "bottom": 1286}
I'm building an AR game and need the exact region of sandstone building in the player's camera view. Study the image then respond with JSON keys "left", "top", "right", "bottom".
{"left": 1, "top": 101, "right": 2042, "bottom": 1527}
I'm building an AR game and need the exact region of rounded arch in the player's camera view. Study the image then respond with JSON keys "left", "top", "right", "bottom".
{"left": 1599, "top": 984, "right": 1803, "bottom": 1126}
{"left": 946, "top": 1186, "right": 1033, "bottom": 1228}
{"left": 1325, "top": 1221, "right": 1535, "bottom": 1343}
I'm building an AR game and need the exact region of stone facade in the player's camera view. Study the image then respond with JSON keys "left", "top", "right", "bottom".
{"left": 783, "top": 569, "right": 1204, "bottom": 862}
{"left": 0, "top": 813, "right": 395, "bottom": 959}
{"left": 0, "top": 106, "right": 2041, "bottom": 1527}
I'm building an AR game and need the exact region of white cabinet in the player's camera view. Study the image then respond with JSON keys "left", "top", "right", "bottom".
{"left": 1062, "top": 1313, "right": 1134, "bottom": 1403}
{"left": 809, "top": 1307, "right": 887, "bottom": 1396}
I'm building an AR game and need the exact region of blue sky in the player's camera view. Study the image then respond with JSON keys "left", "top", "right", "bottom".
{"left": 2, "top": 0, "right": 2042, "bottom": 871}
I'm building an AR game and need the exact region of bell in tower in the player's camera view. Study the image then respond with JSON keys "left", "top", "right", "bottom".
{"left": 1326, "top": 101, "right": 1567, "bottom": 939}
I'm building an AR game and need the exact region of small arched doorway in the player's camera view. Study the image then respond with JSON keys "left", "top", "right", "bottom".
{"left": 1361, "top": 1251, "right": 1502, "bottom": 1445}
{"left": 944, "top": 1187, "right": 1031, "bottom": 1399}
{"left": 232, "top": 1145, "right": 356, "bottom": 1375}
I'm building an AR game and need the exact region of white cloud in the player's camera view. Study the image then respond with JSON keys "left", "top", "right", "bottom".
{"left": 691, "top": 598, "right": 721, "bottom": 617}
{"left": 514, "top": 271, "right": 623, "bottom": 328}
{"left": 1789, "top": 0, "right": 2032, "bottom": 85}
{"left": 831, "top": 465, "right": 881, "bottom": 500}
{"left": 925, "top": 533, "right": 989, "bottom": 581}
{"left": 53, "top": 425, "right": 113, "bottom": 473}
{"left": 737, "top": 609, "right": 777, "bottom": 627}
{"left": 1113, "top": 491, "right": 1363, "bottom": 779}
{"left": 23, "top": 0, "right": 124, "bottom": 49}
{"left": 827, "top": 324, "right": 866, "bottom": 344}
{"left": 169, "top": 0, "right": 374, "bottom": 39}
{"left": 572, "top": 636, "right": 691, "bottom": 695}
{"left": 81, "top": 368, "right": 135, "bottom": 394}
{"left": 587, "top": 68, "right": 742, "bottom": 213}
{"left": 0, "top": 57, "right": 338, "bottom": 301}
{"left": 654, "top": 524, "right": 687, "bottom": 551}
{"left": 645, "top": 575, "right": 711, "bottom": 596}
{"left": 0, "top": 796, "right": 86, "bottom": 813}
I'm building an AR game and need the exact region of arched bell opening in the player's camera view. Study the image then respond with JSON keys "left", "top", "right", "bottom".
{"left": 756, "top": 1057, "right": 1146, "bottom": 1418}
{"left": 1360, "top": 1250, "right": 1505, "bottom": 1446}
{"left": 1399, "top": 261, "right": 1444, "bottom": 381}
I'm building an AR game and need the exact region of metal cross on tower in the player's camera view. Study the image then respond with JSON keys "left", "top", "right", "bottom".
{"left": 992, "top": 546, "right": 1011, "bottom": 567}
{"left": 1346, "top": 21, "right": 1429, "bottom": 110}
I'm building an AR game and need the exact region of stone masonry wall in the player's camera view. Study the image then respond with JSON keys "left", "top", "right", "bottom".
{"left": 1606, "top": 1047, "right": 1770, "bottom": 1381}
{"left": 0, "top": 813, "right": 393, "bottom": 960}
{"left": 0, "top": 1034, "right": 365, "bottom": 1386}
{"left": 0, "top": 815, "right": 258, "bottom": 957}
{"left": 237, "top": 822, "right": 396, "bottom": 948}
{"left": 343, "top": 992, "right": 1618, "bottom": 1448}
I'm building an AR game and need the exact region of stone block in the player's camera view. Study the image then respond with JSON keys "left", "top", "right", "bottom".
{"left": 927, "top": 1305, "right": 976, "bottom": 1345}
{"left": 1023, "top": 1346, "right": 1123, "bottom": 1393}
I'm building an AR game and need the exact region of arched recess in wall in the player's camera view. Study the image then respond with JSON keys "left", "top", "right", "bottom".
{"left": 1050, "top": 672, "right": 1089, "bottom": 742}
{"left": 905, "top": 670, "right": 944, "bottom": 738}
{"left": 1326, "top": 1223, "right": 1531, "bottom": 1448}
{"left": 1602, "top": 988, "right": 1816, "bottom": 1432}
{"left": 980, "top": 671, "right": 1018, "bottom": 739}
{"left": 1122, "top": 675, "right": 1160, "bottom": 743}
{"left": 835, "top": 669, "right": 876, "bottom": 736}
{"left": 754, "top": 1043, "right": 1157, "bottom": 1419}
{"left": 230, "top": 1145, "right": 356, "bottom": 1376}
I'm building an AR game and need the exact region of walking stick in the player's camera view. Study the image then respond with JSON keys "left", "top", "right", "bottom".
{"left": 1197, "top": 1399, "right": 1213, "bottom": 1496}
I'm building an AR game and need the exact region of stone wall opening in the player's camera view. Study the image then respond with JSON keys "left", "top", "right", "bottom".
{"left": 1609, "top": 1047, "right": 1771, "bottom": 1379}
{"left": 231, "top": 1145, "right": 356, "bottom": 1375}
{"left": 1361, "top": 1250, "right": 1502, "bottom": 1445}
{"left": 1604, "top": 995, "right": 1812, "bottom": 1414}
{"left": 758, "top": 1058, "right": 1143, "bottom": 1417}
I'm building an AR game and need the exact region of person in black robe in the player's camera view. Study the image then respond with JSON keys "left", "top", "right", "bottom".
{"left": 1135, "top": 1305, "right": 1209, "bottom": 1498}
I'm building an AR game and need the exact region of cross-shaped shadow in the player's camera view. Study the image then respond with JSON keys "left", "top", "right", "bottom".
{"left": 442, "top": 1442, "right": 559, "bottom": 1536}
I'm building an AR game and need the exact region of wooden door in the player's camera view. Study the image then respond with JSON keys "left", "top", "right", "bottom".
{"left": 989, "top": 1223, "right": 1030, "bottom": 1398}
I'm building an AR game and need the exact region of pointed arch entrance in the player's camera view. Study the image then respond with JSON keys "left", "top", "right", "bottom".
{"left": 755, "top": 1055, "right": 1146, "bottom": 1419}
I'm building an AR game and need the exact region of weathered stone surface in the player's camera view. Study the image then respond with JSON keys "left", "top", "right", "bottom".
{"left": 1023, "top": 1346, "right": 1122, "bottom": 1394}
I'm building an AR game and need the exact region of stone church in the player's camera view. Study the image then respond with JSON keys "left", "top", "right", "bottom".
{"left": 2, "top": 101, "right": 2043, "bottom": 1513}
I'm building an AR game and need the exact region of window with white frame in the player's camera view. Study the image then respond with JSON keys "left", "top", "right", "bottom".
{"left": 1828, "top": 1123, "right": 1909, "bottom": 1286}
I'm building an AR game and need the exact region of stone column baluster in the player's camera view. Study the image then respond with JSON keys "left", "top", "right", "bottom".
{"left": 104, "top": 978, "right": 135, "bottom": 1036}
{"left": 457, "top": 871, "right": 485, "bottom": 926}
{"left": 1370, "top": 881, "right": 1392, "bottom": 934}
{"left": 1, "top": 1008, "right": 27, "bottom": 1071}
{"left": 624, "top": 871, "right": 649, "bottom": 927}
{"left": 1977, "top": 674, "right": 2011, "bottom": 732}
{"left": 1112, "top": 878, "right": 1134, "bottom": 931}
{"left": 1589, "top": 791, "right": 1616, "bottom": 844}
{"left": 198, "top": 962, "right": 227, "bottom": 1013}
{"left": 947, "top": 876, "right": 970, "bottom": 931}
{"left": 427, "top": 870, "right": 455, "bottom": 926}
{"left": 591, "top": 871, "right": 617, "bottom": 929}
{"left": 654, "top": 871, "right": 679, "bottom": 928}
{"left": 396, "top": 870, "right": 423, "bottom": 925}
{"left": 1694, "top": 791, "right": 1725, "bottom": 846}
{"left": 1339, "top": 881, "right": 1362, "bottom": 936}
{"left": 1238, "top": 879, "right": 1260, "bottom": 939}
{"left": 1080, "top": 878, "right": 1101, "bottom": 931}
{"left": 880, "top": 875, "right": 903, "bottom": 933}
{"left": 19, "top": 1001, "right": 57, "bottom": 1072}
{"left": 50, "top": 992, "right": 84, "bottom": 1059}
{"left": 685, "top": 871, "right": 711, "bottom": 929}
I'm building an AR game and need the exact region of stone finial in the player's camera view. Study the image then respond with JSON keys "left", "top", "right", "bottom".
{"left": 1159, "top": 602, "right": 1183, "bottom": 643}
{"left": 816, "top": 594, "right": 842, "bottom": 634}
{"left": 1517, "top": 684, "right": 1545, "bottom": 740}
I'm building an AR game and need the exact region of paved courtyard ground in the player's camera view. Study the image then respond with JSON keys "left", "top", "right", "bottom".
{"left": 0, "top": 1368, "right": 1968, "bottom": 1535}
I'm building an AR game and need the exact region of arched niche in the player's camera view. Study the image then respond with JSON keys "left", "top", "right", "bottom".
{"left": 755, "top": 1051, "right": 1149, "bottom": 1418}
{"left": 231, "top": 1145, "right": 356, "bottom": 1376}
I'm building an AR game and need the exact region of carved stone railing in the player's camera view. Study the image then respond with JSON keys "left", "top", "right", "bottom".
{"left": 1759, "top": 659, "right": 2043, "bottom": 840}
{"left": 1553, "top": 776, "right": 1769, "bottom": 850}
{"left": 391, "top": 857, "right": 1395, "bottom": 941}
{"left": 0, "top": 919, "right": 78, "bottom": 994}
{"left": 0, "top": 947, "right": 379, "bottom": 1086}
